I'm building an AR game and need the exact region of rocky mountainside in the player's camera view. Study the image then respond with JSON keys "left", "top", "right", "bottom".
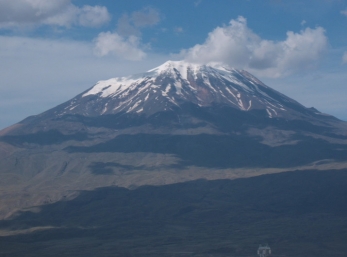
{"left": 0, "top": 60, "right": 346, "bottom": 219}
{"left": 40, "top": 60, "right": 325, "bottom": 118}
{"left": 5, "top": 60, "right": 341, "bottom": 134}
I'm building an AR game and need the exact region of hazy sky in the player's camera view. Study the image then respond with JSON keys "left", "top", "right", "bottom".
{"left": 1, "top": 0, "right": 347, "bottom": 129}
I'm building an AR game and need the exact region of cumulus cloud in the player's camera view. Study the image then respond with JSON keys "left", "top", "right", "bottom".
{"left": 342, "top": 52, "right": 347, "bottom": 64}
{"left": 117, "top": 7, "right": 160, "bottom": 37}
{"left": 77, "top": 5, "right": 111, "bottom": 28}
{"left": 93, "top": 32, "right": 146, "bottom": 61}
{"left": 131, "top": 7, "right": 161, "bottom": 28}
{"left": 0, "top": 0, "right": 110, "bottom": 28}
{"left": 93, "top": 7, "right": 161, "bottom": 60}
{"left": 182, "top": 16, "right": 328, "bottom": 78}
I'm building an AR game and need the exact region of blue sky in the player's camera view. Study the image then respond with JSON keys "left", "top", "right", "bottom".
{"left": 0, "top": 0, "right": 347, "bottom": 129}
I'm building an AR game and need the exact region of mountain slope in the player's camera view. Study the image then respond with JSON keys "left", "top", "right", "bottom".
{"left": 1, "top": 170, "right": 347, "bottom": 257}
{"left": 0, "top": 60, "right": 346, "bottom": 219}
{"left": 57, "top": 61, "right": 310, "bottom": 117}
{"left": 11, "top": 61, "right": 340, "bottom": 130}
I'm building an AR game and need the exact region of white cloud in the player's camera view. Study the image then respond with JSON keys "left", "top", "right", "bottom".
{"left": 93, "top": 32, "right": 146, "bottom": 61}
{"left": 341, "top": 9, "right": 347, "bottom": 16}
{"left": 342, "top": 52, "right": 347, "bottom": 64}
{"left": 0, "top": 0, "right": 70, "bottom": 23}
{"left": 77, "top": 5, "right": 111, "bottom": 28}
{"left": 117, "top": 7, "right": 160, "bottom": 37}
{"left": 41, "top": 3, "right": 79, "bottom": 27}
{"left": 182, "top": 16, "right": 328, "bottom": 78}
{"left": 132, "top": 7, "right": 160, "bottom": 28}
{"left": 0, "top": 0, "right": 110, "bottom": 28}
{"left": 93, "top": 7, "right": 161, "bottom": 59}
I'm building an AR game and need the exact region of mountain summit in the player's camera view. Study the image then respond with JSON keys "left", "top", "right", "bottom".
{"left": 38, "top": 60, "right": 328, "bottom": 120}
{"left": 7, "top": 60, "right": 339, "bottom": 137}
{"left": 70, "top": 60, "right": 290, "bottom": 117}
{"left": 0, "top": 60, "right": 346, "bottom": 219}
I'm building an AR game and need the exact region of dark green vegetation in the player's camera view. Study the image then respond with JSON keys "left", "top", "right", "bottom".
{"left": 1, "top": 169, "right": 347, "bottom": 257}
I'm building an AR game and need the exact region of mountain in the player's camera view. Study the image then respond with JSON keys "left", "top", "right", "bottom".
{"left": 1, "top": 60, "right": 347, "bottom": 256}
{"left": 31, "top": 60, "right": 325, "bottom": 118}
{"left": 0, "top": 60, "right": 346, "bottom": 218}
{"left": 4, "top": 61, "right": 344, "bottom": 135}
{"left": 4, "top": 60, "right": 342, "bottom": 134}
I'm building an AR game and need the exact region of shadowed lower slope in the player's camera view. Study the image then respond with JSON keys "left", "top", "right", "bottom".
{"left": 0, "top": 169, "right": 347, "bottom": 257}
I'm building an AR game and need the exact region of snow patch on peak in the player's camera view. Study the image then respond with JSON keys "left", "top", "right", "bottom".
{"left": 83, "top": 60, "right": 240, "bottom": 99}
{"left": 148, "top": 60, "right": 240, "bottom": 82}
{"left": 206, "top": 62, "right": 236, "bottom": 73}
{"left": 82, "top": 73, "right": 148, "bottom": 98}
{"left": 148, "top": 60, "right": 202, "bottom": 80}
{"left": 76, "top": 60, "right": 299, "bottom": 119}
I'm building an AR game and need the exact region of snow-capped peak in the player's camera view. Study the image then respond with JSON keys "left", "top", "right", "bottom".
{"left": 82, "top": 60, "right": 233, "bottom": 99}
{"left": 148, "top": 60, "right": 237, "bottom": 80}
{"left": 148, "top": 60, "right": 202, "bottom": 80}
{"left": 57, "top": 60, "right": 307, "bottom": 118}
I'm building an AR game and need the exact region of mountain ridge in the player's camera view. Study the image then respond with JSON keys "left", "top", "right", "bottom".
{"left": 3, "top": 60, "right": 342, "bottom": 137}
{"left": 0, "top": 60, "right": 346, "bottom": 220}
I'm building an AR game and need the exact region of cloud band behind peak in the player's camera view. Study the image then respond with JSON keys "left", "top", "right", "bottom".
{"left": 183, "top": 16, "right": 327, "bottom": 78}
